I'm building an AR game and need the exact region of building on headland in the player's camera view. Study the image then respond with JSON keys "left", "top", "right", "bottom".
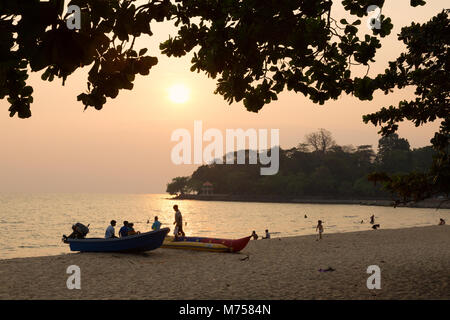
{"left": 201, "top": 181, "right": 214, "bottom": 195}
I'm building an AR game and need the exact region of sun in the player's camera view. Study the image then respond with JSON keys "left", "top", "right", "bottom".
{"left": 168, "top": 84, "right": 190, "bottom": 104}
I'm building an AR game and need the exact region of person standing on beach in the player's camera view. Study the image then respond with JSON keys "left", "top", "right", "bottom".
{"left": 152, "top": 216, "right": 161, "bottom": 231}
{"left": 105, "top": 220, "right": 117, "bottom": 238}
{"left": 316, "top": 220, "right": 324, "bottom": 240}
{"left": 370, "top": 215, "right": 375, "bottom": 224}
{"left": 173, "top": 205, "right": 185, "bottom": 238}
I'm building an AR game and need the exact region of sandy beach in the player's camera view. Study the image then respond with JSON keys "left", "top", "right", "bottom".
{"left": 0, "top": 225, "right": 448, "bottom": 300}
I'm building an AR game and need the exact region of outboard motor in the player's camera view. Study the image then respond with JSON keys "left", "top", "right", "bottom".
{"left": 62, "top": 222, "right": 90, "bottom": 243}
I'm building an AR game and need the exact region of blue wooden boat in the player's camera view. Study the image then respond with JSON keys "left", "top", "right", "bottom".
{"left": 65, "top": 228, "right": 170, "bottom": 253}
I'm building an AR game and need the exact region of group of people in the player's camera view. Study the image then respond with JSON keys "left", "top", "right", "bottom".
{"left": 315, "top": 215, "right": 446, "bottom": 241}
{"left": 316, "top": 214, "right": 380, "bottom": 241}
{"left": 103, "top": 208, "right": 446, "bottom": 241}
{"left": 251, "top": 221, "right": 325, "bottom": 241}
{"left": 251, "top": 218, "right": 324, "bottom": 241}
{"left": 251, "top": 229, "right": 270, "bottom": 240}
{"left": 105, "top": 220, "right": 140, "bottom": 239}
{"left": 103, "top": 204, "right": 185, "bottom": 239}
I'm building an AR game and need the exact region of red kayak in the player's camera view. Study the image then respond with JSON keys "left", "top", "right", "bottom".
{"left": 162, "top": 235, "right": 251, "bottom": 252}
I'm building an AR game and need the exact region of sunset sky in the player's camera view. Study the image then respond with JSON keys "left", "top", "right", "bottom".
{"left": 0, "top": 1, "right": 447, "bottom": 193}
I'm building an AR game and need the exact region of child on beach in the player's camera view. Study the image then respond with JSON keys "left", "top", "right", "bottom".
{"left": 316, "top": 220, "right": 323, "bottom": 240}
{"left": 251, "top": 231, "right": 258, "bottom": 240}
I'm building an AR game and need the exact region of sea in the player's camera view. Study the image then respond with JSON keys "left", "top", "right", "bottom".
{"left": 1, "top": 193, "right": 449, "bottom": 260}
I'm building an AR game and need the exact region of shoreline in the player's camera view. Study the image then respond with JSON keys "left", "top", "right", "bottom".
{"left": 0, "top": 224, "right": 445, "bottom": 262}
{"left": 1, "top": 225, "right": 449, "bottom": 299}
{"left": 2, "top": 222, "right": 448, "bottom": 262}
{"left": 171, "top": 194, "right": 450, "bottom": 209}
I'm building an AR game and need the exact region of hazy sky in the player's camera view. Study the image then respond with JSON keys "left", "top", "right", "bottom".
{"left": 0, "top": 1, "right": 447, "bottom": 193}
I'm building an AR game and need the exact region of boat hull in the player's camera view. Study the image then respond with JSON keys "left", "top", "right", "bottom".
{"left": 67, "top": 228, "right": 170, "bottom": 253}
{"left": 162, "top": 235, "right": 251, "bottom": 253}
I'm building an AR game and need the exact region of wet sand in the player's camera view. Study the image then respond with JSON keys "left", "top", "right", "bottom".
{"left": 0, "top": 225, "right": 448, "bottom": 299}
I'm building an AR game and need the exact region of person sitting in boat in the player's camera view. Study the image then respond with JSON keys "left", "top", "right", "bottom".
{"left": 251, "top": 230, "right": 258, "bottom": 240}
{"left": 105, "top": 220, "right": 117, "bottom": 238}
{"left": 127, "top": 223, "right": 140, "bottom": 236}
{"left": 119, "top": 221, "right": 129, "bottom": 238}
{"left": 173, "top": 205, "right": 185, "bottom": 238}
{"left": 152, "top": 216, "right": 161, "bottom": 231}
{"left": 262, "top": 229, "right": 271, "bottom": 239}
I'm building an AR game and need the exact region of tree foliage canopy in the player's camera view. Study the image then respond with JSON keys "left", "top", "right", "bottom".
{"left": 362, "top": 11, "right": 450, "bottom": 201}
{"left": 1, "top": 0, "right": 427, "bottom": 116}
{"left": 1, "top": 0, "right": 171, "bottom": 117}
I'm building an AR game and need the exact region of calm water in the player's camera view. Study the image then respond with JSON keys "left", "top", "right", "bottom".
{"left": 0, "top": 193, "right": 449, "bottom": 260}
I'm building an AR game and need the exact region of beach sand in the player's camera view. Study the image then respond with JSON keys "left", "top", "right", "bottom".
{"left": 0, "top": 225, "right": 448, "bottom": 300}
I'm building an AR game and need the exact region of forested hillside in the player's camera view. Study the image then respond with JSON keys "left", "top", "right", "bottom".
{"left": 167, "top": 130, "right": 434, "bottom": 199}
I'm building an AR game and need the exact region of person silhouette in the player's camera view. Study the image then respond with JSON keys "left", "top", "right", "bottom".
{"left": 262, "top": 229, "right": 270, "bottom": 239}
{"left": 316, "top": 220, "right": 324, "bottom": 240}
{"left": 173, "top": 205, "right": 185, "bottom": 238}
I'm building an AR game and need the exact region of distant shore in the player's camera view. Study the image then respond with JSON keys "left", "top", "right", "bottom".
{"left": 0, "top": 225, "right": 449, "bottom": 299}
{"left": 171, "top": 194, "right": 450, "bottom": 209}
